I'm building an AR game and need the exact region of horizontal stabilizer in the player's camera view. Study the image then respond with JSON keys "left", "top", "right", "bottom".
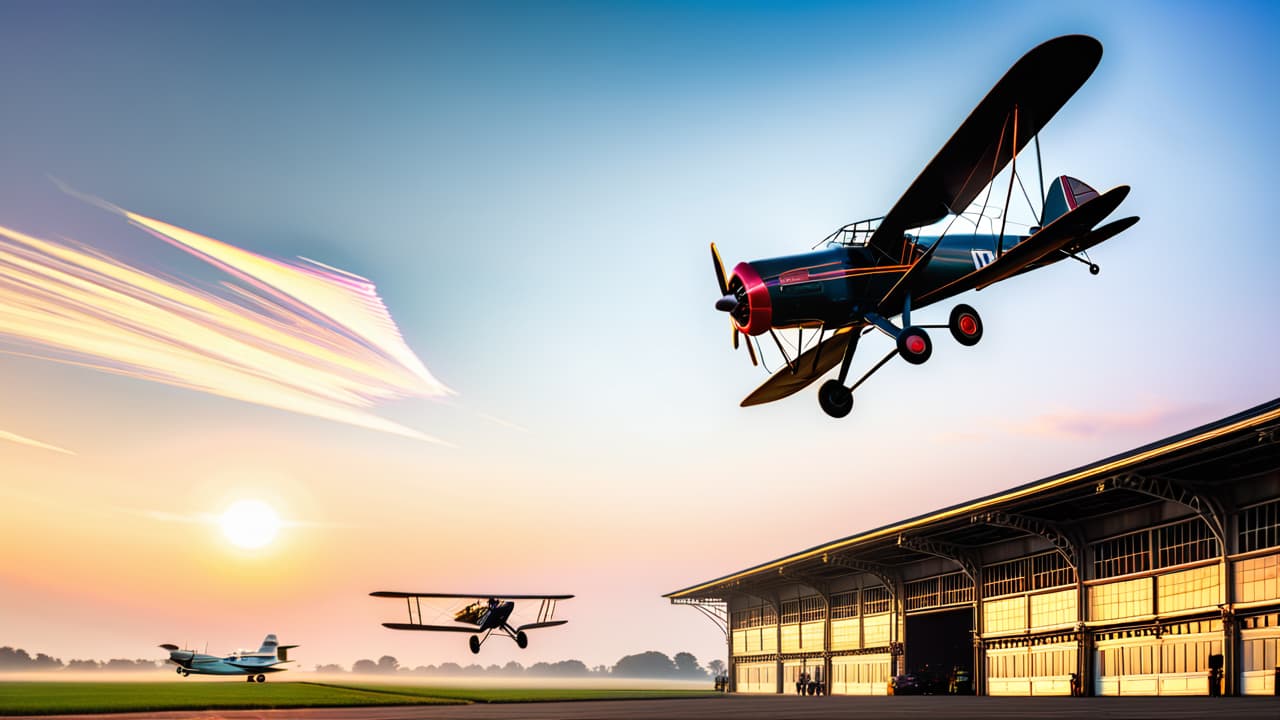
{"left": 277, "top": 644, "right": 299, "bottom": 662}
{"left": 372, "top": 591, "right": 574, "bottom": 600}
{"left": 159, "top": 644, "right": 180, "bottom": 651}
{"left": 382, "top": 622, "right": 480, "bottom": 634}
{"left": 516, "top": 620, "right": 569, "bottom": 632}
{"left": 919, "top": 185, "right": 1129, "bottom": 303}
{"left": 741, "top": 325, "right": 860, "bottom": 407}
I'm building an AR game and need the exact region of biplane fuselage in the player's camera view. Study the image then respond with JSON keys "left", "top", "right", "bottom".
{"left": 729, "top": 232, "right": 1024, "bottom": 335}
{"left": 710, "top": 35, "right": 1140, "bottom": 417}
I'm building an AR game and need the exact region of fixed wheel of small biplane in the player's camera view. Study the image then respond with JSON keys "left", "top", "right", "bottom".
{"left": 1089, "top": 262, "right": 1100, "bottom": 275}
{"left": 896, "top": 327, "right": 932, "bottom": 365}
{"left": 469, "top": 635, "right": 481, "bottom": 654}
{"left": 516, "top": 630, "right": 529, "bottom": 649}
{"left": 817, "top": 379, "right": 854, "bottom": 419}
{"left": 948, "top": 304, "right": 983, "bottom": 347}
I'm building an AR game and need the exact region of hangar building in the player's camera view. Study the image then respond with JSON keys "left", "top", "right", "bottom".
{"left": 666, "top": 399, "right": 1280, "bottom": 696}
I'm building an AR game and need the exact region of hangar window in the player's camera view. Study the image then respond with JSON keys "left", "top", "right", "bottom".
{"left": 1240, "top": 499, "right": 1280, "bottom": 553}
{"left": 984, "top": 557, "right": 1028, "bottom": 597}
{"left": 1093, "top": 531, "right": 1151, "bottom": 579}
{"left": 939, "top": 572, "right": 974, "bottom": 605}
{"left": 831, "top": 591, "right": 858, "bottom": 619}
{"left": 862, "top": 586, "right": 890, "bottom": 615}
{"left": 800, "top": 595, "right": 826, "bottom": 622}
{"left": 781, "top": 599, "right": 800, "bottom": 624}
{"left": 1031, "top": 552, "right": 1076, "bottom": 590}
{"left": 1156, "top": 519, "right": 1218, "bottom": 568}
{"left": 905, "top": 577, "right": 939, "bottom": 611}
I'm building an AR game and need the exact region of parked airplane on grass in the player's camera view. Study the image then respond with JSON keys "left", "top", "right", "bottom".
{"left": 160, "top": 634, "right": 297, "bottom": 682}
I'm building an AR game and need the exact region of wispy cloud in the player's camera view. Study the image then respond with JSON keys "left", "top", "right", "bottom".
{"left": 1004, "top": 402, "right": 1213, "bottom": 440}
{"left": 0, "top": 189, "right": 452, "bottom": 444}
{"left": 0, "top": 428, "right": 74, "bottom": 455}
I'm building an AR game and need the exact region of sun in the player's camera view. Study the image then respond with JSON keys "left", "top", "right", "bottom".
{"left": 219, "top": 499, "right": 281, "bottom": 549}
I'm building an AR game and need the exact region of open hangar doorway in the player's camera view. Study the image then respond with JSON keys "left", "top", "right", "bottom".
{"left": 904, "top": 607, "right": 974, "bottom": 690}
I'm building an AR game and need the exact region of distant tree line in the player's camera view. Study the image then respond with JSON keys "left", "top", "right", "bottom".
{"left": 0, "top": 645, "right": 725, "bottom": 680}
{"left": 322, "top": 651, "right": 726, "bottom": 680}
{"left": 0, "top": 647, "right": 159, "bottom": 672}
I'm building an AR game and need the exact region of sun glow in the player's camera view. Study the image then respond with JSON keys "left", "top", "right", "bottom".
{"left": 219, "top": 500, "right": 281, "bottom": 549}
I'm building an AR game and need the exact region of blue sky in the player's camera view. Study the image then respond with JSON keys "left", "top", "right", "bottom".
{"left": 0, "top": 0, "right": 1277, "bottom": 669}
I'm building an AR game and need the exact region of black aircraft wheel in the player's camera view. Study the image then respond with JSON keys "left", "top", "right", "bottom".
{"left": 516, "top": 630, "right": 529, "bottom": 649}
{"left": 469, "top": 635, "right": 481, "bottom": 654}
{"left": 897, "top": 327, "right": 933, "bottom": 365}
{"left": 948, "top": 304, "right": 983, "bottom": 347}
{"left": 817, "top": 379, "right": 853, "bottom": 419}
{"left": 257, "top": 674, "right": 266, "bottom": 683}
{"left": 176, "top": 667, "right": 183, "bottom": 675}
{"left": 246, "top": 676, "right": 254, "bottom": 682}
{"left": 1089, "top": 263, "right": 1100, "bottom": 275}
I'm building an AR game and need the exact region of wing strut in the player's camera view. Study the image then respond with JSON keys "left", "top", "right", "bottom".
{"left": 997, "top": 105, "right": 1019, "bottom": 258}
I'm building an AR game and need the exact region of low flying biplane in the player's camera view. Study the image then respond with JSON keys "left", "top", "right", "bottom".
{"left": 711, "top": 35, "right": 1139, "bottom": 417}
{"left": 160, "top": 634, "right": 297, "bottom": 682}
{"left": 370, "top": 591, "right": 573, "bottom": 654}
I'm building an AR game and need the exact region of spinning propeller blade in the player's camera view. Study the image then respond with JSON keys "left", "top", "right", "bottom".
{"left": 712, "top": 242, "right": 754, "bottom": 365}
{"left": 711, "top": 242, "right": 729, "bottom": 296}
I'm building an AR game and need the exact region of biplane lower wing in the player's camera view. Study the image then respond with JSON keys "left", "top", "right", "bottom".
{"left": 741, "top": 325, "right": 860, "bottom": 407}
{"left": 516, "top": 620, "right": 568, "bottom": 632}
{"left": 918, "top": 185, "right": 1130, "bottom": 304}
{"left": 382, "top": 622, "right": 479, "bottom": 633}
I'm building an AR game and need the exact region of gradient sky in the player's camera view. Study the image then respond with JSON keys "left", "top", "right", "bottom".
{"left": 1, "top": 0, "right": 1278, "bottom": 671}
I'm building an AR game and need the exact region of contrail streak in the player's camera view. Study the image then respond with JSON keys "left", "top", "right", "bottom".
{"left": 0, "top": 196, "right": 452, "bottom": 444}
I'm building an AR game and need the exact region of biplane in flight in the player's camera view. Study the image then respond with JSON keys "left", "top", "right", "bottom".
{"left": 160, "top": 634, "right": 297, "bottom": 682}
{"left": 371, "top": 591, "right": 573, "bottom": 654}
{"left": 711, "top": 35, "right": 1139, "bottom": 418}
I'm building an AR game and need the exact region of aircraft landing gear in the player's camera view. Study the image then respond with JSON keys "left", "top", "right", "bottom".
{"left": 246, "top": 675, "right": 254, "bottom": 682}
{"left": 256, "top": 674, "right": 266, "bottom": 683}
{"left": 896, "top": 327, "right": 932, "bottom": 365}
{"left": 948, "top": 304, "right": 983, "bottom": 346}
{"left": 818, "top": 380, "right": 853, "bottom": 418}
{"left": 469, "top": 635, "right": 482, "bottom": 654}
{"left": 1089, "top": 263, "right": 1100, "bottom": 275}
{"left": 516, "top": 630, "right": 528, "bottom": 649}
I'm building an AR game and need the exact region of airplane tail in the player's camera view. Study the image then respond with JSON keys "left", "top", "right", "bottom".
{"left": 258, "top": 634, "right": 279, "bottom": 654}
{"left": 277, "top": 644, "right": 299, "bottom": 662}
{"left": 1040, "top": 175, "right": 1100, "bottom": 226}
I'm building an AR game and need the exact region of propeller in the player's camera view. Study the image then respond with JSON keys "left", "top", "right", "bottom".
{"left": 711, "top": 243, "right": 757, "bottom": 366}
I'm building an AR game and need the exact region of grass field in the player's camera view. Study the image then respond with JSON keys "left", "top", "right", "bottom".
{"left": 0, "top": 681, "right": 722, "bottom": 716}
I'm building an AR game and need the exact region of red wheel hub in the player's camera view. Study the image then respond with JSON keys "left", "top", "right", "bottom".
{"left": 905, "top": 335, "right": 926, "bottom": 354}
{"left": 959, "top": 315, "right": 977, "bottom": 335}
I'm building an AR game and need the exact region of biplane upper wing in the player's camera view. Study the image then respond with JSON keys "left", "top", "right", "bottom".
{"left": 866, "top": 35, "right": 1103, "bottom": 264}
{"left": 917, "top": 185, "right": 1130, "bottom": 304}
{"left": 371, "top": 592, "right": 574, "bottom": 600}
{"left": 741, "top": 325, "right": 861, "bottom": 407}
{"left": 381, "top": 622, "right": 481, "bottom": 633}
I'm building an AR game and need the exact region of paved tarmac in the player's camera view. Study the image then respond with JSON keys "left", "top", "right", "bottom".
{"left": 10, "top": 695, "right": 1279, "bottom": 720}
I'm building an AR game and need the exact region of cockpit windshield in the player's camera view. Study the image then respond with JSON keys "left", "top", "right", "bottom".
{"left": 816, "top": 216, "right": 882, "bottom": 249}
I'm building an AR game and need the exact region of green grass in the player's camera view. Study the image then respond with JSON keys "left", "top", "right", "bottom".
{"left": 0, "top": 681, "right": 459, "bottom": 716}
{"left": 0, "top": 681, "right": 721, "bottom": 715}
{"left": 323, "top": 683, "right": 723, "bottom": 703}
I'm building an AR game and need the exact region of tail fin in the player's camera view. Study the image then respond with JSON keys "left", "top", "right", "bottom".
{"left": 1041, "top": 175, "right": 1100, "bottom": 226}
{"left": 276, "top": 645, "right": 299, "bottom": 662}
{"left": 258, "top": 634, "right": 278, "bottom": 654}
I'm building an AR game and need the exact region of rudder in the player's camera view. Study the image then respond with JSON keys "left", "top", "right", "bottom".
{"left": 258, "top": 634, "right": 278, "bottom": 654}
{"left": 1041, "top": 175, "right": 1099, "bottom": 226}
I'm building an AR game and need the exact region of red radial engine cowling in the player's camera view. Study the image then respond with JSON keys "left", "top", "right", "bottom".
{"left": 729, "top": 262, "right": 772, "bottom": 336}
